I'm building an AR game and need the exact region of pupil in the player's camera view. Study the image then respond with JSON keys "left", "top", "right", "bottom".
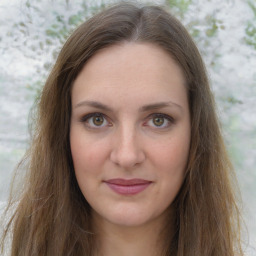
{"left": 153, "top": 117, "right": 164, "bottom": 126}
{"left": 93, "top": 116, "right": 103, "bottom": 126}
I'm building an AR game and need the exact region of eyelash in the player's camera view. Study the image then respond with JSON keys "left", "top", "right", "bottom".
{"left": 80, "top": 112, "right": 111, "bottom": 129}
{"left": 80, "top": 112, "right": 175, "bottom": 129}
{"left": 144, "top": 113, "right": 175, "bottom": 128}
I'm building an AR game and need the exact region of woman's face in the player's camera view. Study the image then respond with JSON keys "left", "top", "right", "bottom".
{"left": 70, "top": 43, "right": 191, "bottom": 228}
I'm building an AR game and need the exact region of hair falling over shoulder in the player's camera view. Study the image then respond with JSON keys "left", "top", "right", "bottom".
{"left": 1, "top": 2, "right": 244, "bottom": 256}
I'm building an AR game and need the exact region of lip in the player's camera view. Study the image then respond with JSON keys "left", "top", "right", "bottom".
{"left": 104, "top": 179, "right": 152, "bottom": 195}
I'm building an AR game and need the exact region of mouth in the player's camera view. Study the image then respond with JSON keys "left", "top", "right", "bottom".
{"left": 104, "top": 179, "right": 152, "bottom": 195}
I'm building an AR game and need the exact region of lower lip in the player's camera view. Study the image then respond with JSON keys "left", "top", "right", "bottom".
{"left": 105, "top": 182, "right": 151, "bottom": 195}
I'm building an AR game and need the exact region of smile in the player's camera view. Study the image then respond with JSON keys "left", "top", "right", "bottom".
{"left": 104, "top": 179, "right": 152, "bottom": 195}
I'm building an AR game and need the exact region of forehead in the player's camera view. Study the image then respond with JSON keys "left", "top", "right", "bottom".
{"left": 71, "top": 42, "right": 187, "bottom": 110}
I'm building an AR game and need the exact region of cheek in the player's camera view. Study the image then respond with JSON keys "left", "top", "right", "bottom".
{"left": 70, "top": 129, "right": 109, "bottom": 175}
{"left": 150, "top": 134, "right": 190, "bottom": 196}
{"left": 152, "top": 136, "right": 190, "bottom": 170}
{"left": 70, "top": 130, "right": 106, "bottom": 198}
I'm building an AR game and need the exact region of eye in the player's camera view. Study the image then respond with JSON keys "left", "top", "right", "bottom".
{"left": 81, "top": 113, "right": 110, "bottom": 128}
{"left": 146, "top": 114, "right": 174, "bottom": 129}
{"left": 152, "top": 116, "right": 165, "bottom": 126}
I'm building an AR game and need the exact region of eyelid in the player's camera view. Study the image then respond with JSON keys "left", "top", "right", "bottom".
{"left": 79, "top": 112, "right": 175, "bottom": 130}
{"left": 80, "top": 112, "right": 101, "bottom": 122}
{"left": 80, "top": 112, "right": 112, "bottom": 128}
{"left": 144, "top": 113, "right": 175, "bottom": 128}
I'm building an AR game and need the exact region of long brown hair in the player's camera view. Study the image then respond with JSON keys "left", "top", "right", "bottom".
{"left": 1, "top": 2, "right": 243, "bottom": 255}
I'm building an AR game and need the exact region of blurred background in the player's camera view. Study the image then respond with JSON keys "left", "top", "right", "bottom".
{"left": 0, "top": 0, "right": 255, "bottom": 254}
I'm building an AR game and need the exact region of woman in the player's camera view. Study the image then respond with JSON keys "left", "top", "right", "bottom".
{"left": 1, "top": 2, "right": 243, "bottom": 255}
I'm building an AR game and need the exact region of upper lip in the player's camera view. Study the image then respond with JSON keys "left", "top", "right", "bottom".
{"left": 105, "top": 179, "right": 152, "bottom": 186}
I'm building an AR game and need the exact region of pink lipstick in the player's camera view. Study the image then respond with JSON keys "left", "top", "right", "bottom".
{"left": 104, "top": 179, "right": 152, "bottom": 195}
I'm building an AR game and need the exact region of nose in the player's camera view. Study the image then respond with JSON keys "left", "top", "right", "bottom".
{"left": 110, "top": 125, "right": 146, "bottom": 168}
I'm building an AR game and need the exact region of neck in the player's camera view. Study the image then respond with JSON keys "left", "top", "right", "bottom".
{"left": 92, "top": 210, "right": 173, "bottom": 256}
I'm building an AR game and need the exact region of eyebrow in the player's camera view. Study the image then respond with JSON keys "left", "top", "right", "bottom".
{"left": 74, "top": 100, "right": 183, "bottom": 112}
{"left": 139, "top": 101, "right": 183, "bottom": 112}
{"left": 75, "top": 100, "right": 113, "bottom": 111}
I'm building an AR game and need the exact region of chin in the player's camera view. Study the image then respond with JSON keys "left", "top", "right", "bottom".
{"left": 94, "top": 205, "right": 165, "bottom": 229}
{"left": 108, "top": 214, "right": 149, "bottom": 227}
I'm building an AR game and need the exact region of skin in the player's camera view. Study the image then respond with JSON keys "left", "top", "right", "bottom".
{"left": 70, "top": 42, "right": 191, "bottom": 255}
